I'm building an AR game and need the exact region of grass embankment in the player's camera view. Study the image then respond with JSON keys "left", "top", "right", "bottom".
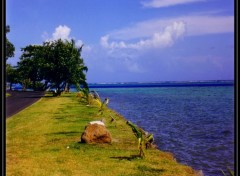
{"left": 6, "top": 93, "right": 198, "bottom": 176}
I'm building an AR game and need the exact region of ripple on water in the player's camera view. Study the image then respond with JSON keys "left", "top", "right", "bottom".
{"left": 96, "top": 86, "right": 234, "bottom": 176}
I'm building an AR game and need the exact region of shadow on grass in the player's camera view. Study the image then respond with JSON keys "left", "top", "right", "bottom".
{"left": 110, "top": 154, "right": 143, "bottom": 161}
{"left": 43, "top": 95, "right": 55, "bottom": 98}
{"left": 137, "top": 165, "right": 165, "bottom": 173}
{"left": 43, "top": 92, "right": 73, "bottom": 98}
{"left": 68, "top": 141, "right": 95, "bottom": 150}
{"left": 45, "top": 131, "right": 80, "bottom": 136}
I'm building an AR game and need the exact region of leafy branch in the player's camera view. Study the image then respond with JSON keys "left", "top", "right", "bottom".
{"left": 126, "top": 121, "right": 154, "bottom": 158}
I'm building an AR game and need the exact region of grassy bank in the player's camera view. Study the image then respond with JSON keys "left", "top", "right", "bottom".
{"left": 6, "top": 93, "right": 198, "bottom": 176}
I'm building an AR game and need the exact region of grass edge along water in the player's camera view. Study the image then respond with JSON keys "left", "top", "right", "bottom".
{"left": 72, "top": 80, "right": 234, "bottom": 176}
{"left": 6, "top": 92, "right": 203, "bottom": 176}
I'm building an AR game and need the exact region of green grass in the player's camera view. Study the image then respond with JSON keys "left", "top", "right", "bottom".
{"left": 6, "top": 93, "right": 198, "bottom": 176}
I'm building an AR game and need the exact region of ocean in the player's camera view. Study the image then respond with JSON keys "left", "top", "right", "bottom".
{"left": 73, "top": 81, "right": 235, "bottom": 176}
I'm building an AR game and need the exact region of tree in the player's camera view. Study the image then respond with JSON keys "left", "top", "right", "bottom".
{"left": 66, "top": 40, "right": 88, "bottom": 91}
{"left": 18, "top": 39, "right": 88, "bottom": 94}
{"left": 6, "top": 64, "right": 19, "bottom": 90}
{"left": 42, "top": 39, "right": 88, "bottom": 96}
{"left": 6, "top": 25, "right": 15, "bottom": 60}
{"left": 18, "top": 45, "right": 45, "bottom": 90}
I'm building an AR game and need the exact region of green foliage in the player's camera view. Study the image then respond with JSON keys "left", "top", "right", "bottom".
{"left": 78, "top": 87, "right": 91, "bottom": 104}
{"left": 6, "top": 39, "right": 15, "bottom": 60}
{"left": 126, "top": 121, "right": 155, "bottom": 158}
{"left": 76, "top": 89, "right": 110, "bottom": 116}
{"left": 76, "top": 89, "right": 104, "bottom": 109}
{"left": 6, "top": 64, "right": 19, "bottom": 90}
{"left": 28, "top": 81, "right": 45, "bottom": 91}
{"left": 6, "top": 34, "right": 88, "bottom": 93}
{"left": 21, "top": 78, "right": 31, "bottom": 91}
{"left": 5, "top": 25, "right": 15, "bottom": 60}
{"left": 18, "top": 45, "right": 44, "bottom": 90}
{"left": 41, "top": 39, "right": 88, "bottom": 95}
{"left": 127, "top": 121, "right": 143, "bottom": 139}
{"left": 17, "top": 39, "right": 88, "bottom": 93}
{"left": 126, "top": 121, "right": 145, "bottom": 157}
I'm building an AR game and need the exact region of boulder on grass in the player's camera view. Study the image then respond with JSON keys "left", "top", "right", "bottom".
{"left": 81, "top": 123, "right": 112, "bottom": 144}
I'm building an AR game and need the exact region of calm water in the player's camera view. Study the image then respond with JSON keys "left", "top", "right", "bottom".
{"left": 75, "top": 81, "right": 235, "bottom": 175}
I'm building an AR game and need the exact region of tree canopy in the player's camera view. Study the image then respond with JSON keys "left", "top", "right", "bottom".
{"left": 16, "top": 39, "right": 88, "bottom": 95}
{"left": 6, "top": 64, "right": 19, "bottom": 90}
{"left": 6, "top": 25, "right": 15, "bottom": 60}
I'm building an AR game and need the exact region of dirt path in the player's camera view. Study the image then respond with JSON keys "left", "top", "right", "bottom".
{"left": 6, "top": 91, "right": 45, "bottom": 118}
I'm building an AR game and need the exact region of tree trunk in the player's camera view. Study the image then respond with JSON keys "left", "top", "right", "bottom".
{"left": 33, "top": 80, "right": 36, "bottom": 91}
{"left": 64, "top": 82, "right": 70, "bottom": 93}
{"left": 56, "top": 86, "right": 62, "bottom": 96}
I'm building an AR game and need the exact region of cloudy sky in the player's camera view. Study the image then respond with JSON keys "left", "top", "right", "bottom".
{"left": 6, "top": 0, "right": 234, "bottom": 83}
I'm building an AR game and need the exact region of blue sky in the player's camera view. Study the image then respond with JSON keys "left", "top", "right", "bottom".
{"left": 6, "top": 0, "right": 234, "bottom": 83}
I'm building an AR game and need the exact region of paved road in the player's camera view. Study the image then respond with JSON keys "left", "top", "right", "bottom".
{"left": 6, "top": 91, "right": 45, "bottom": 118}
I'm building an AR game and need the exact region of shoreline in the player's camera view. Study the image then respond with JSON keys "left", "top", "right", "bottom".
{"left": 6, "top": 92, "right": 203, "bottom": 175}
{"left": 106, "top": 107, "right": 204, "bottom": 176}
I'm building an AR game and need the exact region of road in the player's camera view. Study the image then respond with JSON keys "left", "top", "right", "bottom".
{"left": 6, "top": 91, "right": 45, "bottom": 118}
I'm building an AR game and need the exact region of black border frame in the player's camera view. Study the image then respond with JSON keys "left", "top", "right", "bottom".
{"left": 2, "top": 0, "right": 238, "bottom": 176}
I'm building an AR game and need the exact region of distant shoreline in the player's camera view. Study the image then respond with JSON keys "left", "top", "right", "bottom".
{"left": 87, "top": 80, "right": 234, "bottom": 89}
{"left": 7, "top": 80, "right": 234, "bottom": 92}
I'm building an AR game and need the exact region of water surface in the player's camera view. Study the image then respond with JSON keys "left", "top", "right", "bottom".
{"left": 86, "top": 81, "right": 235, "bottom": 176}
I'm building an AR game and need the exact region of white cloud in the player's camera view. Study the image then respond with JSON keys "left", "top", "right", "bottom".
{"left": 181, "top": 15, "right": 234, "bottom": 36}
{"left": 52, "top": 25, "right": 71, "bottom": 40}
{"left": 43, "top": 25, "right": 71, "bottom": 41}
{"left": 96, "top": 14, "right": 233, "bottom": 77}
{"left": 42, "top": 25, "right": 91, "bottom": 53}
{"left": 98, "top": 22, "right": 186, "bottom": 75}
{"left": 100, "top": 35, "right": 111, "bottom": 48}
{"left": 107, "top": 15, "right": 234, "bottom": 41}
{"left": 141, "top": 0, "right": 205, "bottom": 8}
{"left": 101, "top": 21, "right": 186, "bottom": 50}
